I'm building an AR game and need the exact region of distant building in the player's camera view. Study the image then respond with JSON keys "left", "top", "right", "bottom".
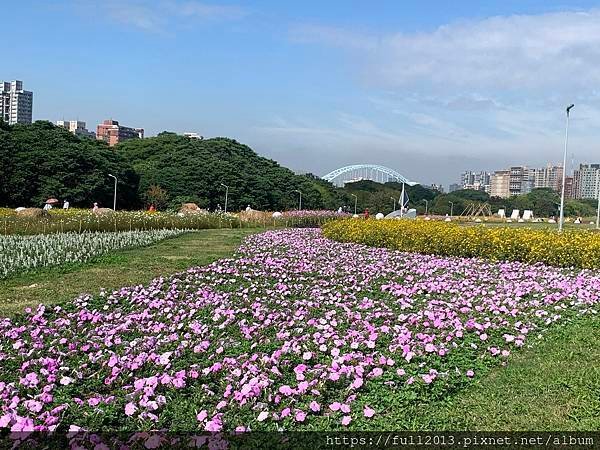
{"left": 529, "top": 164, "right": 563, "bottom": 192}
{"left": 183, "top": 132, "right": 203, "bottom": 139}
{"left": 448, "top": 183, "right": 461, "bottom": 193}
{"left": 56, "top": 120, "right": 95, "bottom": 139}
{"left": 96, "top": 119, "right": 144, "bottom": 147}
{"left": 429, "top": 183, "right": 445, "bottom": 193}
{"left": 573, "top": 163, "right": 600, "bottom": 199}
{"left": 509, "top": 166, "right": 532, "bottom": 196}
{"left": 490, "top": 170, "right": 510, "bottom": 198}
{"left": 460, "top": 171, "right": 491, "bottom": 193}
{"left": 1, "top": 80, "right": 33, "bottom": 124}
{"left": 564, "top": 176, "right": 575, "bottom": 199}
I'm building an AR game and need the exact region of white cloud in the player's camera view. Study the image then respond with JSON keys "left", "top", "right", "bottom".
{"left": 78, "top": 0, "right": 246, "bottom": 33}
{"left": 292, "top": 10, "right": 600, "bottom": 90}
{"left": 174, "top": 1, "right": 246, "bottom": 20}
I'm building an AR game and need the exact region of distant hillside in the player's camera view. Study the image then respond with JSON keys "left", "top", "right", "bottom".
{"left": 0, "top": 121, "right": 139, "bottom": 208}
{"left": 118, "top": 133, "right": 343, "bottom": 210}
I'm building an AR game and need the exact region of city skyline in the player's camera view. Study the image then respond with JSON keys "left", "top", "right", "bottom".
{"left": 6, "top": 1, "right": 600, "bottom": 185}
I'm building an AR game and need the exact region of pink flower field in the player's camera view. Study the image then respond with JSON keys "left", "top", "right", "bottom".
{"left": 1, "top": 228, "right": 599, "bottom": 436}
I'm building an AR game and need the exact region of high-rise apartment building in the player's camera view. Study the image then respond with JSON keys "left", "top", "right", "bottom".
{"left": 448, "top": 183, "right": 461, "bottom": 193}
{"left": 1, "top": 80, "right": 33, "bottom": 124}
{"left": 56, "top": 120, "right": 96, "bottom": 139}
{"left": 460, "top": 170, "right": 491, "bottom": 193}
{"left": 490, "top": 170, "right": 510, "bottom": 198}
{"left": 573, "top": 163, "right": 600, "bottom": 199}
{"left": 509, "top": 166, "right": 532, "bottom": 196}
{"left": 564, "top": 176, "right": 575, "bottom": 199}
{"left": 529, "top": 164, "right": 563, "bottom": 191}
{"left": 96, "top": 119, "right": 144, "bottom": 146}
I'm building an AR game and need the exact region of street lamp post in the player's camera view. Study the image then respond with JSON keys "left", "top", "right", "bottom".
{"left": 293, "top": 189, "right": 302, "bottom": 211}
{"left": 220, "top": 183, "right": 229, "bottom": 213}
{"left": 559, "top": 104, "right": 574, "bottom": 232}
{"left": 108, "top": 174, "right": 117, "bottom": 211}
{"left": 422, "top": 199, "right": 429, "bottom": 216}
{"left": 449, "top": 201, "right": 454, "bottom": 217}
{"left": 596, "top": 170, "right": 600, "bottom": 229}
{"left": 351, "top": 193, "right": 358, "bottom": 215}
{"left": 390, "top": 196, "right": 396, "bottom": 212}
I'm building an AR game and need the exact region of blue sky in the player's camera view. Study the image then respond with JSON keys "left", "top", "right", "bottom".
{"left": 5, "top": 0, "right": 600, "bottom": 187}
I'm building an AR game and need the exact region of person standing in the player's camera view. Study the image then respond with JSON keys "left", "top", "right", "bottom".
{"left": 63, "top": 200, "right": 70, "bottom": 210}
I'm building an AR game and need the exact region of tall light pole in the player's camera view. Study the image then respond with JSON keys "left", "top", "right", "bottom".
{"left": 108, "top": 174, "right": 117, "bottom": 211}
{"left": 293, "top": 189, "right": 302, "bottom": 211}
{"left": 596, "top": 170, "right": 600, "bottom": 229}
{"left": 390, "top": 196, "right": 396, "bottom": 212}
{"left": 220, "top": 183, "right": 229, "bottom": 213}
{"left": 559, "top": 104, "right": 574, "bottom": 232}
{"left": 422, "top": 199, "right": 429, "bottom": 216}
{"left": 449, "top": 201, "right": 454, "bottom": 217}
{"left": 351, "top": 193, "right": 358, "bottom": 215}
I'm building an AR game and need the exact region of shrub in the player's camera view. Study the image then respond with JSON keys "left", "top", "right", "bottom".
{"left": 322, "top": 219, "right": 600, "bottom": 269}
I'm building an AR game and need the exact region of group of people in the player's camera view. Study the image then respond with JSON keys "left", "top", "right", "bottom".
{"left": 43, "top": 200, "right": 70, "bottom": 211}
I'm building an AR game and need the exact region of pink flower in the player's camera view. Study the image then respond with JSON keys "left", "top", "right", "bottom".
{"left": 281, "top": 407, "right": 291, "bottom": 418}
{"left": 24, "top": 400, "right": 43, "bottom": 413}
{"left": 295, "top": 410, "right": 306, "bottom": 422}
{"left": 466, "top": 370, "right": 475, "bottom": 378}
{"left": 205, "top": 417, "right": 222, "bottom": 432}
{"left": 329, "top": 402, "right": 341, "bottom": 412}
{"left": 341, "top": 416, "right": 351, "bottom": 426}
{"left": 303, "top": 351, "right": 313, "bottom": 360}
{"left": 125, "top": 403, "right": 137, "bottom": 416}
{"left": 196, "top": 410, "right": 208, "bottom": 422}
{"left": 370, "top": 367, "right": 383, "bottom": 378}
{"left": 294, "top": 364, "right": 307, "bottom": 374}
{"left": 351, "top": 378, "right": 363, "bottom": 389}
{"left": 279, "top": 385, "right": 293, "bottom": 396}
{"left": 363, "top": 405, "right": 375, "bottom": 418}
{"left": 422, "top": 374, "right": 434, "bottom": 384}
{"left": 257, "top": 411, "right": 269, "bottom": 422}
{"left": 0, "top": 415, "right": 11, "bottom": 428}
{"left": 309, "top": 401, "right": 321, "bottom": 412}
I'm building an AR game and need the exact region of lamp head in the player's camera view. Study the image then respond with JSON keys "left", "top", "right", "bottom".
{"left": 567, "top": 104, "right": 575, "bottom": 114}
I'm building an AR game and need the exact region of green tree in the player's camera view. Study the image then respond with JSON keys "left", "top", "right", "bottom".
{"left": 0, "top": 121, "right": 139, "bottom": 208}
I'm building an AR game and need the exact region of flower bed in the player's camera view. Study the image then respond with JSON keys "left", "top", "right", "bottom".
{"left": 0, "top": 229, "right": 184, "bottom": 278}
{"left": 0, "top": 229, "right": 598, "bottom": 440}
{"left": 323, "top": 218, "right": 600, "bottom": 269}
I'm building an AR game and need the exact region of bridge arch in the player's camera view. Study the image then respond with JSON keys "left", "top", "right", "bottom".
{"left": 322, "top": 164, "right": 414, "bottom": 186}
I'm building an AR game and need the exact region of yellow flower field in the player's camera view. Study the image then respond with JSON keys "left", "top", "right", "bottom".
{"left": 322, "top": 219, "right": 600, "bottom": 269}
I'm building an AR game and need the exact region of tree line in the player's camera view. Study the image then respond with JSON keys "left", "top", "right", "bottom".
{"left": 0, "top": 122, "right": 350, "bottom": 211}
{"left": 1, "top": 121, "right": 593, "bottom": 216}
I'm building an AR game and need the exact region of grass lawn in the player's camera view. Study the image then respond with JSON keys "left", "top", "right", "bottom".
{"left": 410, "top": 315, "right": 600, "bottom": 430}
{"left": 0, "top": 228, "right": 259, "bottom": 316}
